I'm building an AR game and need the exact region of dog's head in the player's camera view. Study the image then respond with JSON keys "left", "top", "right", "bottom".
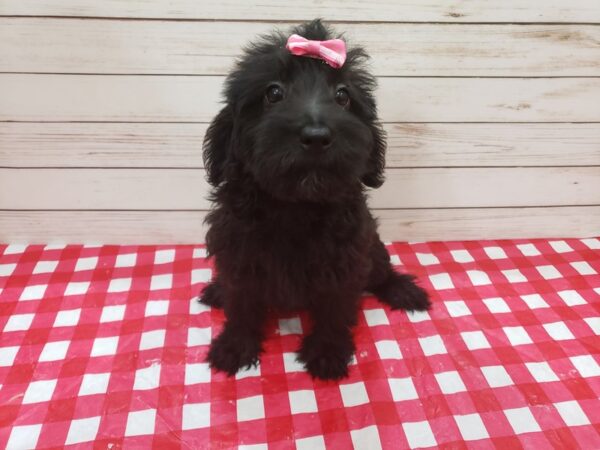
{"left": 204, "top": 19, "right": 386, "bottom": 201}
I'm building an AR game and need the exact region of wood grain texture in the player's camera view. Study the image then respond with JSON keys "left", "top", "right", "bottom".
{"left": 1, "top": 207, "right": 598, "bottom": 244}
{"left": 1, "top": 0, "right": 599, "bottom": 23}
{"left": 2, "top": 75, "right": 600, "bottom": 123}
{"left": 2, "top": 168, "right": 598, "bottom": 210}
{"left": 3, "top": 123, "right": 600, "bottom": 168}
{"left": 3, "top": 19, "right": 600, "bottom": 76}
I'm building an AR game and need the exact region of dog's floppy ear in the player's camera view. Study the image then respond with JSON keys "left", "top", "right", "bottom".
{"left": 203, "top": 106, "right": 234, "bottom": 186}
{"left": 362, "top": 122, "right": 386, "bottom": 188}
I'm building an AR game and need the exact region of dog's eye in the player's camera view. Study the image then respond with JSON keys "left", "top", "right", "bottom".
{"left": 265, "top": 85, "right": 284, "bottom": 104}
{"left": 335, "top": 88, "right": 350, "bottom": 107}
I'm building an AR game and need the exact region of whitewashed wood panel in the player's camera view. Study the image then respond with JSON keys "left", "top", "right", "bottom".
{"left": 2, "top": 75, "right": 600, "bottom": 123}
{"left": 3, "top": 123, "right": 600, "bottom": 168}
{"left": 1, "top": 207, "right": 598, "bottom": 244}
{"left": 2, "top": 168, "right": 598, "bottom": 210}
{"left": 1, "top": 0, "right": 599, "bottom": 23}
{"left": 3, "top": 19, "right": 600, "bottom": 76}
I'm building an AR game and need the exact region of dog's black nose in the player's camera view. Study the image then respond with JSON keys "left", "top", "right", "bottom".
{"left": 300, "top": 125, "right": 332, "bottom": 151}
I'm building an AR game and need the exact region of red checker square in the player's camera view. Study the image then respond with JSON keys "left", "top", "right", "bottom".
{"left": 235, "top": 420, "right": 268, "bottom": 446}
{"left": 102, "top": 391, "right": 133, "bottom": 415}
{"left": 264, "top": 415, "right": 296, "bottom": 442}
{"left": 46, "top": 397, "right": 78, "bottom": 422}
{"left": 290, "top": 413, "right": 323, "bottom": 439}
{"left": 157, "top": 385, "right": 184, "bottom": 409}
{"left": 317, "top": 408, "right": 350, "bottom": 435}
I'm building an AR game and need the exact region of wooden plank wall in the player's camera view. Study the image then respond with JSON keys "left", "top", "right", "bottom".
{"left": 1, "top": 1, "right": 599, "bottom": 243}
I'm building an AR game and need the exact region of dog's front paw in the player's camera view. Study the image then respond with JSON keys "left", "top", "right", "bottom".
{"left": 298, "top": 333, "right": 354, "bottom": 381}
{"left": 207, "top": 329, "right": 261, "bottom": 376}
{"left": 199, "top": 282, "right": 223, "bottom": 308}
{"left": 374, "top": 273, "right": 431, "bottom": 312}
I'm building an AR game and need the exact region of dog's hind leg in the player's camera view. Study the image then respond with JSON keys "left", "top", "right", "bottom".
{"left": 199, "top": 279, "right": 223, "bottom": 308}
{"left": 367, "top": 237, "right": 431, "bottom": 311}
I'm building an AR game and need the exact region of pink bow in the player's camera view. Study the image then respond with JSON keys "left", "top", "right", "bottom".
{"left": 286, "top": 34, "right": 346, "bottom": 69}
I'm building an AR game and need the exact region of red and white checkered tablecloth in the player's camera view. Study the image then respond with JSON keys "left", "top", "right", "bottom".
{"left": 0, "top": 238, "right": 599, "bottom": 449}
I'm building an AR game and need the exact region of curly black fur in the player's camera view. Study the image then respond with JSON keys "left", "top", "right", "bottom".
{"left": 199, "top": 20, "right": 431, "bottom": 380}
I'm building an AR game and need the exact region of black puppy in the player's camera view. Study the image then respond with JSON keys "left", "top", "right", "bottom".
{"left": 200, "top": 20, "right": 430, "bottom": 380}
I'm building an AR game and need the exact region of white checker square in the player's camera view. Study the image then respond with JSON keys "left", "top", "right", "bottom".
{"left": 502, "top": 269, "right": 527, "bottom": 283}
{"left": 190, "top": 299, "right": 210, "bottom": 315}
{"left": 193, "top": 248, "right": 207, "bottom": 258}
{"left": 139, "top": 329, "right": 166, "bottom": 350}
{"left": 145, "top": 300, "right": 169, "bottom": 316}
{"left": 75, "top": 257, "right": 98, "bottom": 271}
{"left": 388, "top": 377, "right": 418, "bottom": 401}
{"left": 481, "top": 365, "right": 514, "bottom": 388}
{"left": 108, "top": 278, "right": 132, "bottom": 293}
{"left": 536, "top": 265, "right": 562, "bottom": 280}
{"left": 185, "top": 362, "right": 211, "bottom": 385}
{"left": 390, "top": 255, "right": 401, "bottom": 265}
{"left": 484, "top": 246, "right": 508, "bottom": 259}
{"left": 375, "top": 340, "right": 402, "bottom": 359}
{"left": 115, "top": 253, "right": 137, "bottom": 267}
{"left": 0, "top": 263, "right": 17, "bottom": 276}
{"left": 155, "top": 249, "right": 175, "bottom": 264}
{"left": 549, "top": 240, "right": 573, "bottom": 253}
{"left": 364, "top": 308, "right": 389, "bottom": 326}
{"left": 517, "top": 243, "right": 541, "bottom": 256}
{"left": 543, "top": 322, "right": 575, "bottom": 341}
{"left": 64, "top": 281, "right": 90, "bottom": 296}
{"left": 23, "top": 379, "right": 57, "bottom": 404}
{"left": 237, "top": 395, "right": 265, "bottom": 422}
{"left": 236, "top": 363, "right": 261, "bottom": 380}
{"left": 558, "top": 290, "right": 586, "bottom": 306}
{"left": 100, "top": 304, "right": 126, "bottom": 323}
{"left": 435, "top": 371, "right": 467, "bottom": 394}
{"left": 192, "top": 269, "right": 212, "bottom": 284}
{"left": 65, "top": 416, "right": 101, "bottom": 445}
{"left": 3, "top": 244, "right": 27, "bottom": 255}
{"left": 503, "top": 326, "right": 533, "bottom": 346}
{"left": 520, "top": 293, "right": 549, "bottom": 309}
{"left": 483, "top": 297, "right": 511, "bottom": 313}
{"left": 445, "top": 300, "right": 471, "bottom": 317}
{"left": 340, "top": 382, "right": 369, "bottom": 407}
{"left": 581, "top": 238, "right": 600, "bottom": 249}
{"left": 429, "top": 273, "right": 454, "bottom": 290}
{"left": 278, "top": 317, "right": 303, "bottom": 335}
{"left": 407, "top": 310, "right": 431, "bottom": 323}
{"left": 4, "top": 313, "right": 35, "bottom": 332}
{"left": 351, "top": 425, "right": 383, "bottom": 450}
{"left": 504, "top": 407, "right": 541, "bottom": 434}
{"left": 0, "top": 346, "right": 19, "bottom": 366}
{"left": 467, "top": 270, "right": 492, "bottom": 286}
{"left": 150, "top": 274, "right": 173, "bottom": 291}
{"left": 32, "top": 261, "right": 57, "bottom": 274}
{"left": 570, "top": 261, "right": 596, "bottom": 275}
{"left": 416, "top": 253, "right": 439, "bottom": 265}
{"left": 454, "top": 414, "right": 489, "bottom": 441}
{"left": 44, "top": 243, "right": 65, "bottom": 250}
{"left": 570, "top": 355, "right": 600, "bottom": 378}
{"left": 133, "top": 363, "right": 161, "bottom": 390}
{"left": 526, "top": 362, "right": 559, "bottom": 382}
{"left": 91, "top": 336, "right": 119, "bottom": 357}
{"left": 418, "top": 335, "right": 447, "bottom": 356}
{"left": 53, "top": 308, "right": 81, "bottom": 327}
{"left": 125, "top": 409, "right": 156, "bottom": 436}
{"left": 283, "top": 352, "right": 304, "bottom": 373}
{"left": 6, "top": 424, "right": 42, "bottom": 450}
{"left": 182, "top": 402, "right": 210, "bottom": 430}
{"left": 79, "top": 372, "right": 111, "bottom": 396}
{"left": 187, "top": 327, "right": 211, "bottom": 346}
{"left": 450, "top": 249, "right": 474, "bottom": 263}
{"left": 20, "top": 284, "right": 47, "bottom": 301}
{"left": 584, "top": 317, "right": 600, "bottom": 335}
{"left": 461, "top": 330, "right": 491, "bottom": 350}
{"left": 289, "top": 389, "right": 318, "bottom": 414}
{"left": 554, "top": 400, "right": 590, "bottom": 426}
{"left": 402, "top": 421, "right": 436, "bottom": 449}
{"left": 295, "top": 435, "right": 326, "bottom": 450}
{"left": 39, "top": 340, "right": 70, "bottom": 361}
